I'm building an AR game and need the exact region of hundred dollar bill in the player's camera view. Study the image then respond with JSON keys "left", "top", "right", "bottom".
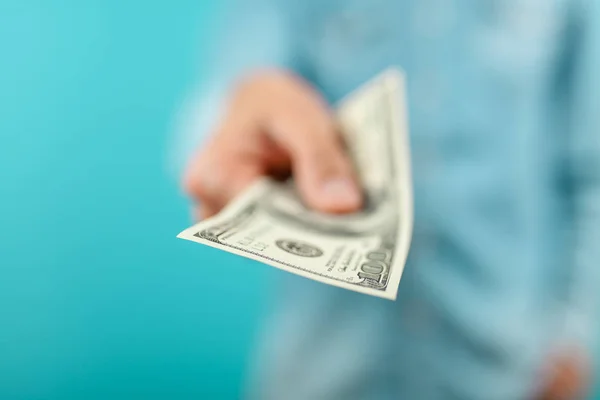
{"left": 177, "top": 68, "right": 413, "bottom": 300}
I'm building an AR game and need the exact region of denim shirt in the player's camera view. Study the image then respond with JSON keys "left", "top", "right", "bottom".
{"left": 173, "top": 0, "right": 600, "bottom": 398}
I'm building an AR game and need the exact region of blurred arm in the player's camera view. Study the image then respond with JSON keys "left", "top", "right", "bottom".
{"left": 560, "top": 0, "right": 600, "bottom": 357}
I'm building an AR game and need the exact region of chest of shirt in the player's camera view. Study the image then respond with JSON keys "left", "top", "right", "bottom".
{"left": 290, "top": 0, "right": 570, "bottom": 106}
{"left": 284, "top": 0, "right": 574, "bottom": 241}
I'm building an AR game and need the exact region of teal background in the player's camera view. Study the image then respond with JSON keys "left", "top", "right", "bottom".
{"left": 0, "top": 1, "right": 272, "bottom": 399}
{"left": 1, "top": 1, "right": 599, "bottom": 400}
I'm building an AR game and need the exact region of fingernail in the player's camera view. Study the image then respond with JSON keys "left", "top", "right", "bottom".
{"left": 320, "top": 178, "right": 361, "bottom": 210}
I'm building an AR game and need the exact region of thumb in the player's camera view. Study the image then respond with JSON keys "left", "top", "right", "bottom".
{"left": 257, "top": 71, "right": 363, "bottom": 213}
{"left": 295, "top": 142, "right": 362, "bottom": 213}
{"left": 270, "top": 118, "right": 362, "bottom": 213}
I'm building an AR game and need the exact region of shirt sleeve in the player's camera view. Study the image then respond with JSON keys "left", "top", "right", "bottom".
{"left": 559, "top": 0, "right": 600, "bottom": 355}
{"left": 168, "top": 0, "right": 298, "bottom": 176}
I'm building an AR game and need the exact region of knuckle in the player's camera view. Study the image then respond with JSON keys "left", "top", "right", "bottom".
{"left": 183, "top": 153, "right": 220, "bottom": 199}
{"left": 231, "top": 70, "right": 286, "bottom": 112}
{"left": 234, "top": 69, "right": 325, "bottom": 121}
{"left": 183, "top": 166, "right": 208, "bottom": 198}
{"left": 182, "top": 134, "right": 231, "bottom": 197}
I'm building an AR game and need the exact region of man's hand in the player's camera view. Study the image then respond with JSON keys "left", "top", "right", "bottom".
{"left": 537, "top": 351, "right": 590, "bottom": 400}
{"left": 183, "top": 70, "right": 362, "bottom": 220}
